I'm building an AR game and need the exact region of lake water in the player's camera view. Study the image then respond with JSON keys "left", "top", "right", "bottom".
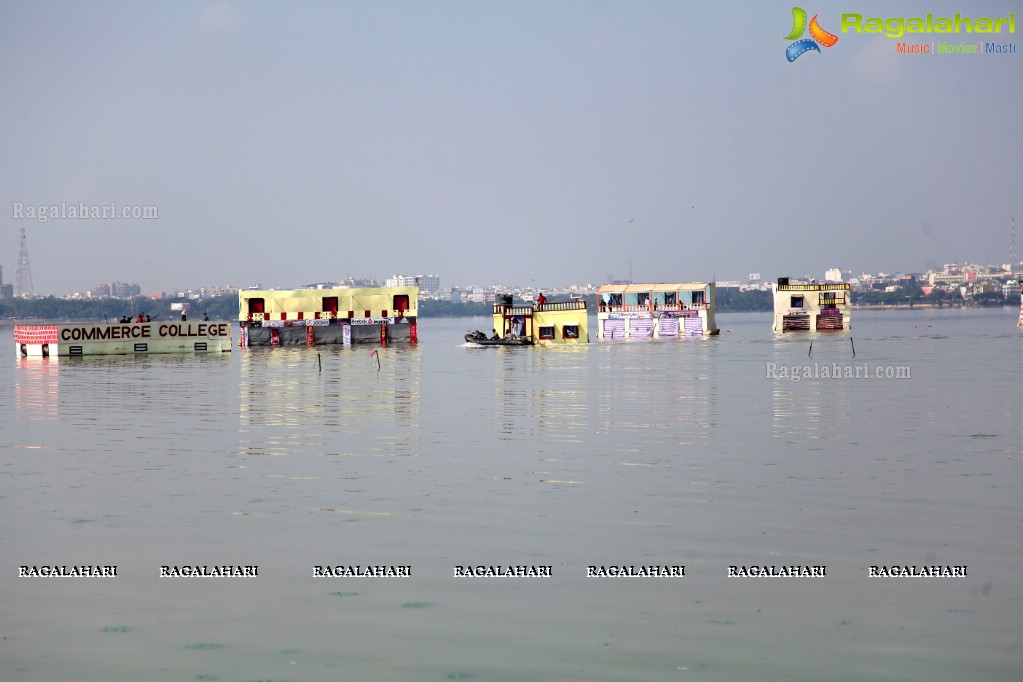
{"left": 1, "top": 309, "right": 1020, "bottom": 681}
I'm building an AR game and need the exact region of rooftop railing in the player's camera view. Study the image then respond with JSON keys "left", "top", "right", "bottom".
{"left": 777, "top": 283, "right": 850, "bottom": 291}
{"left": 598, "top": 302, "right": 707, "bottom": 313}
{"left": 493, "top": 300, "right": 587, "bottom": 315}
{"left": 493, "top": 305, "right": 534, "bottom": 316}
{"left": 537, "top": 300, "right": 587, "bottom": 312}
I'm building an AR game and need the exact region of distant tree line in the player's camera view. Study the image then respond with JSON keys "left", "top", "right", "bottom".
{"left": 418, "top": 299, "right": 494, "bottom": 317}
{"left": 853, "top": 286, "right": 1009, "bottom": 306}
{"left": 714, "top": 288, "right": 772, "bottom": 312}
{"left": 1, "top": 294, "right": 500, "bottom": 322}
{"left": 718, "top": 286, "right": 1012, "bottom": 310}
{"left": 3, "top": 287, "right": 1012, "bottom": 323}
{"left": 0, "top": 295, "right": 228, "bottom": 322}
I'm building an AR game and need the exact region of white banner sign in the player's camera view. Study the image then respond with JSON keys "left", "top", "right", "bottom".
{"left": 350, "top": 317, "right": 393, "bottom": 325}
{"left": 262, "top": 318, "right": 330, "bottom": 327}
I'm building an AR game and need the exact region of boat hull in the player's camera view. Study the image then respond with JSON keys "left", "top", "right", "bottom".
{"left": 465, "top": 334, "right": 533, "bottom": 347}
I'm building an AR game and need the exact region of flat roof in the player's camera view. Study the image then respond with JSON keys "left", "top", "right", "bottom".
{"left": 239, "top": 286, "right": 418, "bottom": 298}
{"left": 597, "top": 282, "right": 711, "bottom": 293}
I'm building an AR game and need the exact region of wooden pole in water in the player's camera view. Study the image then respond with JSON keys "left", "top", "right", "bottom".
{"left": 808, "top": 342, "right": 812, "bottom": 358}
{"left": 850, "top": 338, "right": 856, "bottom": 357}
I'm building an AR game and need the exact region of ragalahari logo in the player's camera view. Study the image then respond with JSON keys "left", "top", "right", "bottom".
{"left": 784, "top": 7, "right": 839, "bottom": 61}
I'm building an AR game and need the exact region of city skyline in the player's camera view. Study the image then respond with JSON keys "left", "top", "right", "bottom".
{"left": 1, "top": 2, "right": 1020, "bottom": 295}
{"left": 5, "top": 216, "right": 1023, "bottom": 298}
{"left": 5, "top": 253, "right": 1021, "bottom": 303}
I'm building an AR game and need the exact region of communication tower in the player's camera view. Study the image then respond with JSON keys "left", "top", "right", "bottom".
{"left": 15, "top": 227, "right": 34, "bottom": 298}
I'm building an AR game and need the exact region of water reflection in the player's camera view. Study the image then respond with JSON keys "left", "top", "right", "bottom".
{"left": 770, "top": 337, "right": 854, "bottom": 442}
{"left": 2, "top": 315, "right": 1021, "bottom": 682}
{"left": 238, "top": 345, "right": 421, "bottom": 458}
{"left": 15, "top": 353, "right": 231, "bottom": 428}
{"left": 489, "top": 339, "right": 720, "bottom": 453}
{"left": 15, "top": 356, "right": 59, "bottom": 421}
{"left": 594, "top": 340, "right": 718, "bottom": 453}
{"left": 492, "top": 345, "right": 590, "bottom": 443}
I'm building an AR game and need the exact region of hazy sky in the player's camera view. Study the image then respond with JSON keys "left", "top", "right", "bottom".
{"left": 1, "top": 0, "right": 1020, "bottom": 295}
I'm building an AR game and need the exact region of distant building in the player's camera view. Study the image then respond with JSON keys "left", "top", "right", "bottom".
{"left": 824, "top": 268, "right": 843, "bottom": 282}
{"left": 1003, "top": 280, "right": 1021, "bottom": 298}
{"left": 339, "top": 276, "right": 378, "bottom": 288}
{"left": 110, "top": 281, "right": 141, "bottom": 298}
{"left": 928, "top": 272, "right": 964, "bottom": 287}
{"left": 467, "top": 287, "right": 495, "bottom": 303}
{"left": 385, "top": 274, "right": 440, "bottom": 293}
{"left": 1, "top": 283, "right": 12, "bottom": 300}
{"left": 416, "top": 275, "right": 440, "bottom": 293}
{"left": 175, "top": 284, "right": 239, "bottom": 298}
{"left": 386, "top": 275, "right": 418, "bottom": 288}
{"left": 89, "top": 281, "right": 140, "bottom": 298}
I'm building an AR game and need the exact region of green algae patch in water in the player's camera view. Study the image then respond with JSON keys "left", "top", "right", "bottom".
{"left": 100, "top": 625, "right": 130, "bottom": 632}
{"left": 447, "top": 673, "right": 472, "bottom": 679}
{"left": 401, "top": 601, "right": 432, "bottom": 609}
{"left": 184, "top": 642, "right": 225, "bottom": 650}
{"left": 329, "top": 591, "right": 359, "bottom": 597}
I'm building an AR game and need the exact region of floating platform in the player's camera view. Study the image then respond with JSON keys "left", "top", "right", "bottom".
{"left": 490, "top": 296, "right": 588, "bottom": 345}
{"left": 239, "top": 286, "right": 418, "bottom": 346}
{"left": 772, "top": 278, "right": 851, "bottom": 332}
{"left": 596, "top": 282, "right": 719, "bottom": 339}
{"left": 15, "top": 321, "right": 233, "bottom": 357}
